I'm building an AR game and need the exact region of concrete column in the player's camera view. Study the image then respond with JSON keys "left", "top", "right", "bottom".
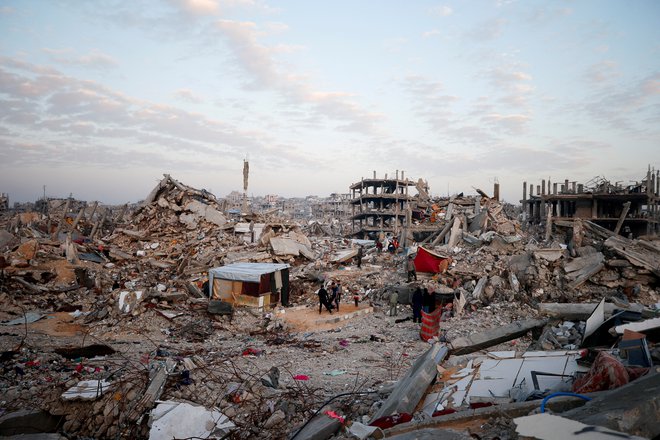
{"left": 572, "top": 182, "right": 577, "bottom": 193}
{"left": 373, "top": 170, "right": 376, "bottom": 179}
{"left": 542, "top": 179, "right": 546, "bottom": 195}
{"left": 564, "top": 179, "right": 569, "bottom": 193}
{"left": 577, "top": 184, "right": 584, "bottom": 193}
{"left": 652, "top": 171, "right": 656, "bottom": 196}
{"left": 553, "top": 183, "right": 557, "bottom": 194}
{"left": 592, "top": 199, "right": 598, "bottom": 218}
{"left": 494, "top": 182, "right": 500, "bottom": 201}
{"left": 537, "top": 185, "right": 541, "bottom": 195}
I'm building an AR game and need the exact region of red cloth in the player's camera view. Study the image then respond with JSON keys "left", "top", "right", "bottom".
{"left": 572, "top": 351, "right": 648, "bottom": 393}
{"left": 370, "top": 413, "right": 412, "bottom": 429}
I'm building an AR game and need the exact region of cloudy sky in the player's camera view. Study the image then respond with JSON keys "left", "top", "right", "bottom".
{"left": 1, "top": 0, "right": 659, "bottom": 204}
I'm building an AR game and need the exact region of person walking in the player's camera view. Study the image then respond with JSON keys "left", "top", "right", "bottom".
{"left": 389, "top": 290, "right": 398, "bottom": 316}
{"left": 412, "top": 287, "right": 423, "bottom": 323}
{"left": 329, "top": 281, "right": 337, "bottom": 307}
{"left": 356, "top": 246, "right": 363, "bottom": 268}
{"left": 317, "top": 283, "right": 333, "bottom": 314}
{"left": 407, "top": 255, "right": 417, "bottom": 282}
{"left": 334, "top": 280, "right": 342, "bottom": 311}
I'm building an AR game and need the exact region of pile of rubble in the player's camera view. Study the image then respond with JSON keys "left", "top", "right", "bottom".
{"left": 1, "top": 174, "right": 659, "bottom": 440}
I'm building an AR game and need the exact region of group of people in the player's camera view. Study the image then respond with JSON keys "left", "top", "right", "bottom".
{"left": 375, "top": 236, "right": 399, "bottom": 254}
{"left": 391, "top": 286, "right": 436, "bottom": 323}
{"left": 317, "top": 280, "right": 357, "bottom": 314}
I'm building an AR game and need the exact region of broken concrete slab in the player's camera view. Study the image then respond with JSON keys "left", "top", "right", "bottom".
{"left": 604, "top": 235, "right": 660, "bottom": 277}
{"left": 148, "top": 400, "right": 234, "bottom": 440}
{"left": 61, "top": 380, "right": 113, "bottom": 401}
{"left": 514, "top": 413, "right": 647, "bottom": 440}
{"left": 291, "top": 413, "right": 342, "bottom": 440}
{"left": 450, "top": 319, "right": 547, "bottom": 355}
{"left": 538, "top": 303, "right": 619, "bottom": 320}
{"left": 533, "top": 249, "right": 564, "bottom": 262}
{"left": 370, "top": 344, "right": 449, "bottom": 422}
{"left": 613, "top": 317, "right": 660, "bottom": 336}
{"left": 564, "top": 252, "right": 605, "bottom": 289}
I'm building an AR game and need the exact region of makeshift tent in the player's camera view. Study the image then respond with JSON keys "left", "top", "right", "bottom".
{"left": 413, "top": 246, "right": 452, "bottom": 273}
{"left": 209, "top": 263, "right": 290, "bottom": 308}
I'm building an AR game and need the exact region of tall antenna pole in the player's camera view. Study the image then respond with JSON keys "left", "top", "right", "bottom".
{"left": 242, "top": 159, "right": 249, "bottom": 213}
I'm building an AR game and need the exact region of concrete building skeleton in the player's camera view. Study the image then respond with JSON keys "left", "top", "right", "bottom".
{"left": 522, "top": 166, "right": 659, "bottom": 237}
{"left": 350, "top": 170, "right": 416, "bottom": 238}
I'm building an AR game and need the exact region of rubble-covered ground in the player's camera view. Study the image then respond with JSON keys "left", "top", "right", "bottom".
{"left": 1, "top": 175, "right": 658, "bottom": 439}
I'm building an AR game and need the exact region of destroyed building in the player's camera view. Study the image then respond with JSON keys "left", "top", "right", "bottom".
{"left": 522, "top": 166, "right": 660, "bottom": 237}
{"left": 350, "top": 170, "right": 418, "bottom": 238}
{"left": 311, "top": 192, "right": 351, "bottom": 220}
{"left": 1, "top": 172, "right": 658, "bottom": 440}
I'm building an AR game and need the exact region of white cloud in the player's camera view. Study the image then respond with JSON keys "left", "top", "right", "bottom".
{"left": 481, "top": 113, "right": 530, "bottom": 134}
{"left": 175, "top": 0, "right": 219, "bottom": 15}
{"left": 174, "top": 88, "right": 204, "bottom": 103}
{"left": 214, "top": 19, "right": 382, "bottom": 134}
{"left": 584, "top": 60, "right": 620, "bottom": 84}
{"left": 0, "top": 58, "right": 291, "bottom": 170}
{"left": 43, "top": 48, "right": 119, "bottom": 70}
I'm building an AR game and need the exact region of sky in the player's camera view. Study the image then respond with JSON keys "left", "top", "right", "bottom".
{"left": 0, "top": 0, "right": 659, "bottom": 205}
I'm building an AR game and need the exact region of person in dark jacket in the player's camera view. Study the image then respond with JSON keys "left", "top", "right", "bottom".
{"left": 412, "top": 287, "right": 423, "bottom": 323}
{"left": 356, "top": 246, "right": 363, "bottom": 268}
{"left": 318, "top": 284, "right": 333, "bottom": 314}
{"left": 423, "top": 288, "right": 434, "bottom": 313}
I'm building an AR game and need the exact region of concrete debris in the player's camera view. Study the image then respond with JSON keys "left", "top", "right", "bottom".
{"left": 1, "top": 173, "right": 658, "bottom": 440}
{"left": 514, "top": 413, "right": 647, "bottom": 440}
{"left": 450, "top": 319, "right": 547, "bottom": 355}
{"left": 61, "top": 380, "right": 113, "bottom": 401}
{"left": 148, "top": 400, "right": 234, "bottom": 439}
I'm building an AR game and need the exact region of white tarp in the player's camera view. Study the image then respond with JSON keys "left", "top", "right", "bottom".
{"left": 209, "top": 263, "right": 290, "bottom": 283}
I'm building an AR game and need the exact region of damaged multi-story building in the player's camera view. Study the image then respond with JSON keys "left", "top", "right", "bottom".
{"left": 349, "top": 170, "right": 430, "bottom": 238}
{"left": 522, "top": 166, "right": 660, "bottom": 237}
{"left": 311, "top": 193, "right": 352, "bottom": 220}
